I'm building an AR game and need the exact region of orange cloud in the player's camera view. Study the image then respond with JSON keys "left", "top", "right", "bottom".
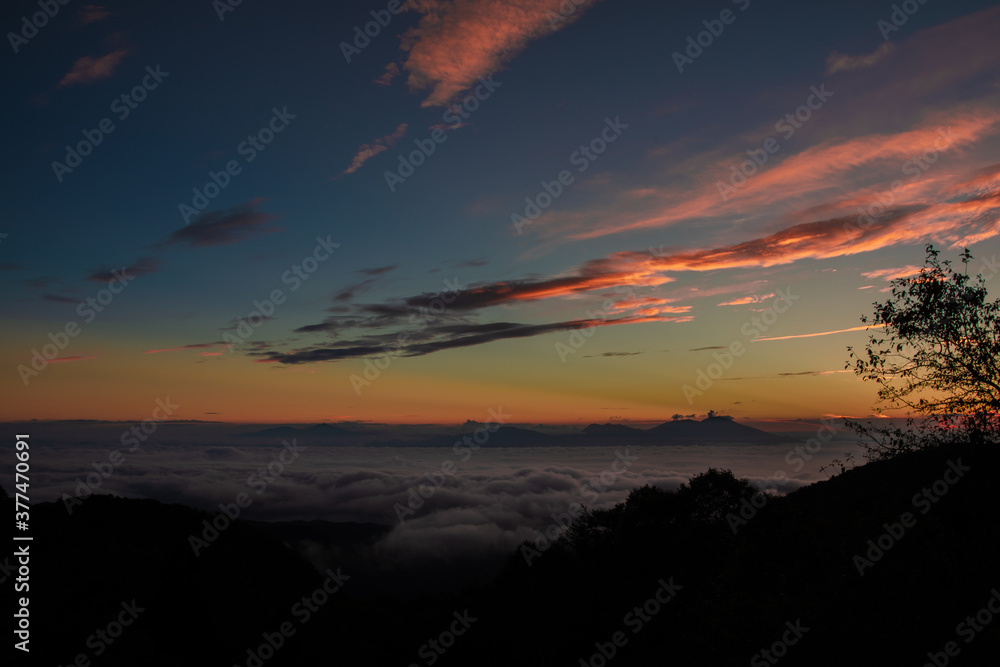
{"left": 717, "top": 293, "right": 776, "bottom": 306}
{"left": 144, "top": 343, "right": 224, "bottom": 354}
{"left": 48, "top": 356, "right": 98, "bottom": 364}
{"left": 562, "top": 108, "right": 1000, "bottom": 241}
{"left": 376, "top": 63, "right": 401, "bottom": 86}
{"left": 79, "top": 5, "right": 111, "bottom": 24}
{"left": 399, "top": 0, "right": 601, "bottom": 106}
{"left": 825, "top": 43, "right": 894, "bottom": 74}
{"left": 861, "top": 265, "right": 922, "bottom": 281}
{"left": 754, "top": 324, "right": 886, "bottom": 342}
{"left": 339, "top": 123, "right": 408, "bottom": 175}
{"left": 58, "top": 49, "right": 129, "bottom": 86}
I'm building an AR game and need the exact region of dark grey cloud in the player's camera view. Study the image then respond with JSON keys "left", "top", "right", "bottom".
{"left": 162, "top": 200, "right": 279, "bottom": 248}
{"left": 43, "top": 293, "right": 79, "bottom": 303}
{"left": 23, "top": 276, "right": 59, "bottom": 288}
{"left": 260, "top": 315, "right": 657, "bottom": 365}
{"left": 334, "top": 278, "right": 377, "bottom": 302}
{"left": 358, "top": 265, "right": 398, "bottom": 276}
{"left": 585, "top": 351, "right": 644, "bottom": 358}
{"left": 87, "top": 256, "right": 159, "bottom": 283}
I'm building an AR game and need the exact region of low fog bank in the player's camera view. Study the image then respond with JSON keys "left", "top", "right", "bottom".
{"left": 13, "top": 433, "right": 862, "bottom": 590}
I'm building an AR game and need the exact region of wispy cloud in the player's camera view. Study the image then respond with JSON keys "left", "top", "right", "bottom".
{"left": 79, "top": 4, "right": 111, "bottom": 24}
{"left": 257, "top": 314, "right": 684, "bottom": 364}
{"left": 398, "top": 0, "right": 602, "bottom": 107}
{"left": 825, "top": 43, "right": 893, "bottom": 74}
{"left": 584, "top": 351, "right": 644, "bottom": 357}
{"left": 359, "top": 265, "right": 398, "bottom": 276}
{"left": 861, "top": 265, "right": 922, "bottom": 281}
{"left": 555, "top": 109, "right": 1000, "bottom": 241}
{"left": 162, "top": 200, "right": 279, "bottom": 248}
{"left": 48, "top": 356, "right": 98, "bottom": 364}
{"left": 87, "top": 256, "right": 159, "bottom": 283}
{"left": 721, "top": 370, "right": 853, "bottom": 380}
{"left": 43, "top": 294, "right": 80, "bottom": 303}
{"left": 375, "top": 62, "right": 400, "bottom": 86}
{"left": 143, "top": 342, "right": 226, "bottom": 355}
{"left": 754, "top": 324, "right": 885, "bottom": 342}
{"left": 339, "top": 123, "right": 408, "bottom": 176}
{"left": 58, "top": 49, "right": 129, "bottom": 86}
{"left": 717, "top": 293, "right": 776, "bottom": 306}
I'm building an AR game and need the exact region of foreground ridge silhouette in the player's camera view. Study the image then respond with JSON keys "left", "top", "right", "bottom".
{"left": 3, "top": 442, "right": 998, "bottom": 666}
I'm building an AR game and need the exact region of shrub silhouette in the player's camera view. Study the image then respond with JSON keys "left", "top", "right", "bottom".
{"left": 847, "top": 244, "right": 1000, "bottom": 459}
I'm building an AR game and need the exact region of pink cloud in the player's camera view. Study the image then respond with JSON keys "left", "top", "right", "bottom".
{"left": 48, "top": 356, "right": 98, "bottom": 364}
{"left": 398, "top": 0, "right": 601, "bottom": 107}
{"left": 58, "top": 49, "right": 129, "bottom": 86}
{"left": 79, "top": 5, "right": 111, "bottom": 24}
{"left": 861, "top": 265, "right": 922, "bottom": 281}
{"left": 339, "top": 123, "right": 408, "bottom": 176}
{"left": 717, "top": 293, "right": 776, "bottom": 306}
{"left": 825, "top": 43, "right": 893, "bottom": 74}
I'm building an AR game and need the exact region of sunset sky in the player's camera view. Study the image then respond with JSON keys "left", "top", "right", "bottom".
{"left": 3, "top": 0, "right": 1000, "bottom": 424}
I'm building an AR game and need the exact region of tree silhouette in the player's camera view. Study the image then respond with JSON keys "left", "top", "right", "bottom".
{"left": 847, "top": 244, "right": 1000, "bottom": 458}
{"left": 675, "top": 467, "right": 759, "bottom": 524}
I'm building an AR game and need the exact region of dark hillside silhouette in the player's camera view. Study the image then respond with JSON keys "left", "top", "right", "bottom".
{"left": 5, "top": 443, "right": 999, "bottom": 665}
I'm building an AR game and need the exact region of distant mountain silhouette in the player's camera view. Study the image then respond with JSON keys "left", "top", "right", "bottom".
{"left": 368, "top": 417, "right": 789, "bottom": 447}
{"left": 572, "top": 416, "right": 793, "bottom": 445}
{"left": 581, "top": 422, "right": 645, "bottom": 437}
{"left": 367, "top": 425, "right": 557, "bottom": 448}
{"left": 240, "top": 422, "right": 360, "bottom": 442}
{"left": 642, "top": 416, "right": 791, "bottom": 443}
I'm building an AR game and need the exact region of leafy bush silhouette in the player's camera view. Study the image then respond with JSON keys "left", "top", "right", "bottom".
{"left": 847, "top": 244, "right": 1000, "bottom": 459}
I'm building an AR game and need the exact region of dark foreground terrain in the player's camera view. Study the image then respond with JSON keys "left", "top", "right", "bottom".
{"left": 4, "top": 443, "right": 999, "bottom": 666}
